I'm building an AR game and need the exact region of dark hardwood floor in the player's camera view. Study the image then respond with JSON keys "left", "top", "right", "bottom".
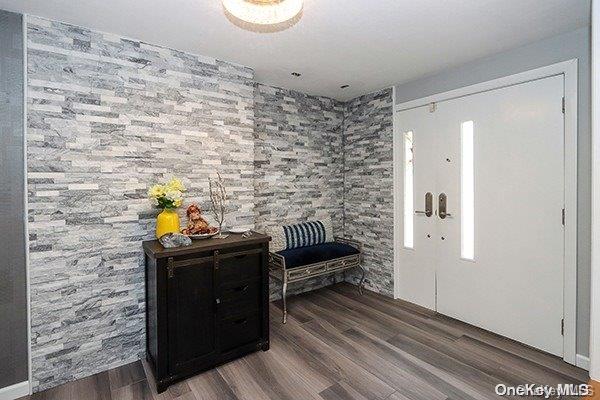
{"left": 22, "top": 283, "right": 589, "bottom": 400}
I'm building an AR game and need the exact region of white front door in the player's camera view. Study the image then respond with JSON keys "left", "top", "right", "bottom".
{"left": 396, "top": 105, "right": 439, "bottom": 310}
{"left": 396, "top": 75, "right": 565, "bottom": 356}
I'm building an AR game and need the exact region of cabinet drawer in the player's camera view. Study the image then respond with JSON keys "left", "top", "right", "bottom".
{"left": 220, "top": 311, "right": 261, "bottom": 353}
{"left": 219, "top": 278, "right": 261, "bottom": 315}
{"left": 219, "top": 249, "right": 262, "bottom": 283}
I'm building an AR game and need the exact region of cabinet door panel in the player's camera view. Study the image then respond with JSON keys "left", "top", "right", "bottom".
{"left": 167, "top": 260, "right": 216, "bottom": 375}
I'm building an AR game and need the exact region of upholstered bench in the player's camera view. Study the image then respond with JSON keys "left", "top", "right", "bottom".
{"left": 266, "top": 219, "right": 365, "bottom": 323}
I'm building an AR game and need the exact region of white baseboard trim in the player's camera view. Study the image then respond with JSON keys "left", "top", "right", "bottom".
{"left": 0, "top": 381, "right": 30, "bottom": 400}
{"left": 576, "top": 354, "right": 591, "bottom": 370}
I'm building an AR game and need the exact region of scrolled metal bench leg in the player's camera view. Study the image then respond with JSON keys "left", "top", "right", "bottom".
{"left": 358, "top": 265, "right": 366, "bottom": 295}
{"left": 282, "top": 279, "right": 288, "bottom": 324}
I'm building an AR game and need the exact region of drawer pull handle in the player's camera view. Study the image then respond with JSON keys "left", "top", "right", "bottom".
{"left": 234, "top": 318, "right": 248, "bottom": 325}
{"left": 234, "top": 285, "right": 249, "bottom": 293}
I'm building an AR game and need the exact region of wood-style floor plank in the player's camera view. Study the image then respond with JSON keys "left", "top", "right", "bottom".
{"left": 72, "top": 372, "right": 112, "bottom": 400}
{"left": 217, "top": 357, "right": 273, "bottom": 400}
{"left": 268, "top": 334, "right": 335, "bottom": 392}
{"left": 333, "top": 283, "right": 589, "bottom": 383}
{"left": 110, "top": 380, "right": 154, "bottom": 400}
{"left": 270, "top": 304, "right": 396, "bottom": 400}
{"left": 302, "top": 290, "right": 397, "bottom": 341}
{"left": 318, "top": 382, "right": 370, "bottom": 400}
{"left": 24, "top": 283, "right": 589, "bottom": 400}
{"left": 301, "top": 318, "right": 452, "bottom": 400}
{"left": 187, "top": 370, "right": 238, "bottom": 400}
{"left": 243, "top": 350, "right": 323, "bottom": 400}
{"left": 318, "top": 289, "right": 461, "bottom": 347}
{"left": 330, "top": 283, "right": 463, "bottom": 340}
{"left": 108, "top": 362, "right": 146, "bottom": 392}
{"left": 308, "top": 291, "right": 508, "bottom": 396}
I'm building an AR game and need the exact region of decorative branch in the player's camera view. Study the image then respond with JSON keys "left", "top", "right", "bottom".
{"left": 208, "top": 172, "right": 227, "bottom": 231}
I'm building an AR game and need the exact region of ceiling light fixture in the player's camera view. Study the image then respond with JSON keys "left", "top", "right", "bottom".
{"left": 222, "top": 0, "right": 303, "bottom": 33}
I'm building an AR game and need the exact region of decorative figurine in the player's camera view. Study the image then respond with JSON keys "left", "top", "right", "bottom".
{"left": 181, "top": 204, "right": 218, "bottom": 235}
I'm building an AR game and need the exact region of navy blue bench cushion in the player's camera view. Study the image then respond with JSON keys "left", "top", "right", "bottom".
{"left": 276, "top": 242, "right": 360, "bottom": 269}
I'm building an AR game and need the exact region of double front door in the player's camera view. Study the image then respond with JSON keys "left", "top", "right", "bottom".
{"left": 396, "top": 75, "right": 565, "bottom": 356}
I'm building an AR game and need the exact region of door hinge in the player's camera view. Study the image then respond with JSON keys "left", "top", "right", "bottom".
{"left": 167, "top": 257, "right": 174, "bottom": 279}
{"left": 429, "top": 102, "right": 437, "bottom": 113}
{"left": 562, "top": 208, "right": 565, "bottom": 226}
{"left": 561, "top": 318, "right": 564, "bottom": 336}
{"left": 562, "top": 97, "right": 565, "bottom": 114}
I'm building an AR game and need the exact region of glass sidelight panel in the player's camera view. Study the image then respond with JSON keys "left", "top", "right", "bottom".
{"left": 461, "top": 121, "right": 474, "bottom": 260}
{"left": 403, "top": 131, "right": 414, "bottom": 248}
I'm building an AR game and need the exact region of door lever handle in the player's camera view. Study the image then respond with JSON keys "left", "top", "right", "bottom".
{"left": 415, "top": 192, "right": 434, "bottom": 217}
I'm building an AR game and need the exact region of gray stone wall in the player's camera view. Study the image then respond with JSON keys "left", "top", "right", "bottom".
{"left": 343, "top": 88, "right": 395, "bottom": 296}
{"left": 25, "top": 13, "right": 396, "bottom": 391}
{"left": 253, "top": 84, "right": 346, "bottom": 300}
{"left": 27, "top": 16, "right": 255, "bottom": 391}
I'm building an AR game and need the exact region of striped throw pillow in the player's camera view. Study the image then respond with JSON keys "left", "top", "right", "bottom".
{"left": 283, "top": 220, "right": 329, "bottom": 250}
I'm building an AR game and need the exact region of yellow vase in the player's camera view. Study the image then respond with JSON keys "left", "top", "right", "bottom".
{"left": 156, "top": 208, "right": 180, "bottom": 239}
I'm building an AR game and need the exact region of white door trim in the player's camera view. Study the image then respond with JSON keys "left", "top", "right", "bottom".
{"left": 577, "top": 354, "right": 591, "bottom": 371}
{"left": 590, "top": 0, "right": 600, "bottom": 381}
{"left": 392, "top": 59, "right": 578, "bottom": 365}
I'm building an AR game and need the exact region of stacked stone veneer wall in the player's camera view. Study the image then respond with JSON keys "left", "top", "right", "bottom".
{"left": 253, "top": 84, "right": 346, "bottom": 300}
{"left": 343, "top": 88, "right": 395, "bottom": 296}
{"left": 26, "top": 14, "right": 396, "bottom": 392}
{"left": 26, "top": 16, "right": 255, "bottom": 391}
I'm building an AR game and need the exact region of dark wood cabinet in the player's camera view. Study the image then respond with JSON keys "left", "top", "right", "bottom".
{"left": 143, "top": 233, "right": 270, "bottom": 393}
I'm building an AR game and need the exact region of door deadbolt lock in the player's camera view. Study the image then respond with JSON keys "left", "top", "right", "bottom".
{"left": 438, "top": 193, "right": 452, "bottom": 219}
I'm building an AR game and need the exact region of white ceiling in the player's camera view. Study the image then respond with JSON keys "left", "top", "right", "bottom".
{"left": 0, "top": 0, "right": 590, "bottom": 101}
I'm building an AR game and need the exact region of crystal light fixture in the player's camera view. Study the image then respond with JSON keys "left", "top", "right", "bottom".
{"left": 222, "top": 0, "right": 303, "bottom": 32}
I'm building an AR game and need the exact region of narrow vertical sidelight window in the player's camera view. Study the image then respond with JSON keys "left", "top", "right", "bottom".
{"left": 461, "top": 121, "right": 475, "bottom": 260}
{"left": 404, "top": 131, "right": 414, "bottom": 248}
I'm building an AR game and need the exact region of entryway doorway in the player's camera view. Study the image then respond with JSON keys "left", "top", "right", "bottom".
{"left": 393, "top": 61, "right": 578, "bottom": 363}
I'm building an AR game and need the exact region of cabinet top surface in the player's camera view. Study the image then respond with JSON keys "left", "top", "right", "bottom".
{"left": 143, "top": 231, "right": 270, "bottom": 258}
